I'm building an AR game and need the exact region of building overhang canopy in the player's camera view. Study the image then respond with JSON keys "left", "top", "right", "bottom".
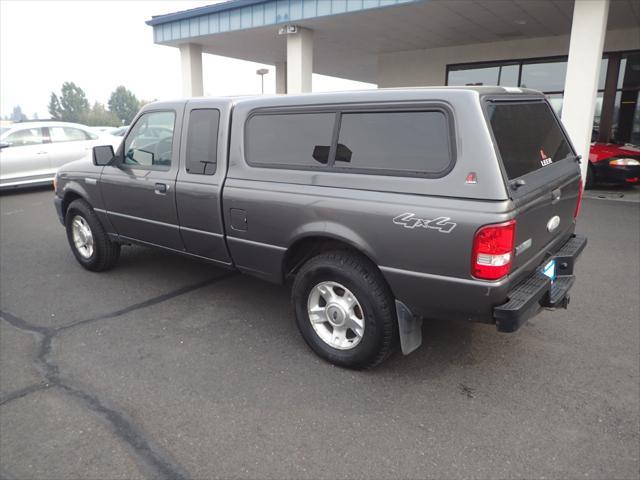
{"left": 147, "top": 0, "right": 640, "bottom": 83}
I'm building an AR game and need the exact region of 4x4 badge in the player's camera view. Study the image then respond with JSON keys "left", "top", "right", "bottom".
{"left": 393, "top": 213, "right": 456, "bottom": 234}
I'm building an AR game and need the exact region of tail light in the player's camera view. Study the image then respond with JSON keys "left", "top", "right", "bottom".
{"left": 471, "top": 220, "right": 516, "bottom": 280}
{"left": 574, "top": 179, "right": 583, "bottom": 219}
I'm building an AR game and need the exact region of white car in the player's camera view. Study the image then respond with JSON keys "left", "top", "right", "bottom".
{"left": 0, "top": 121, "right": 120, "bottom": 189}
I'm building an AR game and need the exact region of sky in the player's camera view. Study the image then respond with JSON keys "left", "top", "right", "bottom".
{"left": 0, "top": 0, "right": 374, "bottom": 119}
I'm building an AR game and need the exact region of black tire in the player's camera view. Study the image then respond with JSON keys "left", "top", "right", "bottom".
{"left": 292, "top": 250, "right": 398, "bottom": 369}
{"left": 65, "top": 199, "right": 120, "bottom": 272}
{"left": 585, "top": 164, "right": 595, "bottom": 189}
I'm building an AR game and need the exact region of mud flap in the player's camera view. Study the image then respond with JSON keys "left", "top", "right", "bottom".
{"left": 395, "top": 300, "right": 423, "bottom": 355}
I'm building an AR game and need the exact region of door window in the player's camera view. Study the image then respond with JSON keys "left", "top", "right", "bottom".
{"left": 4, "top": 128, "right": 45, "bottom": 147}
{"left": 49, "top": 127, "right": 94, "bottom": 143}
{"left": 124, "top": 111, "right": 175, "bottom": 169}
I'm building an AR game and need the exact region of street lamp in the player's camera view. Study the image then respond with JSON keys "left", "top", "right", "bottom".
{"left": 256, "top": 68, "right": 269, "bottom": 94}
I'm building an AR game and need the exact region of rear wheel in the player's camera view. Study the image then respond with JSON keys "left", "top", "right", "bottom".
{"left": 65, "top": 199, "right": 120, "bottom": 271}
{"left": 292, "top": 250, "right": 398, "bottom": 369}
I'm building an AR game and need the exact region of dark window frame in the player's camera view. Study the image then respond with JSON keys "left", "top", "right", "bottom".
{"left": 244, "top": 102, "right": 457, "bottom": 179}
{"left": 122, "top": 109, "right": 177, "bottom": 172}
{"left": 185, "top": 108, "right": 220, "bottom": 176}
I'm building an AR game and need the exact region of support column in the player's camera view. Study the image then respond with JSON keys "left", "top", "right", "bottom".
{"left": 286, "top": 28, "right": 313, "bottom": 93}
{"left": 179, "top": 43, "right": 204, "bottom": 97}
{"left": 561, "top": 0, "right": 609, "bottom": 181}
{"left": 275, "top": 62, "right": 287, "bottom": 94}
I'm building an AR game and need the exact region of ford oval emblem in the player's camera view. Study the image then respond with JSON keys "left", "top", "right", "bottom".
{"left": 547, "top": 215, "right": 561, "bottom": 232}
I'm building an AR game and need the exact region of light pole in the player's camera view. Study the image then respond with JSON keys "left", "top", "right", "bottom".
{"left": 256, "top": 68, "right": 269, "bottom": 94}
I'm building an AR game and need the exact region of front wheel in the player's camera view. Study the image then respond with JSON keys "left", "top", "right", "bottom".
{"left": 292, "top": 250, "right": 398, "bottom": 369}
{"left": 65, "top": 199, "right": 120, "bottom": 271}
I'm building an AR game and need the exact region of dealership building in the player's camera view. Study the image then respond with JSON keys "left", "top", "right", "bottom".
{"left": 147, "top": 0, "right": 640, "bottom": 175}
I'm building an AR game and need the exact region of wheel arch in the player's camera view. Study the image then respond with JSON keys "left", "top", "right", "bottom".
{"left": 282, "top": 230, "right": 380, "bottom": 284}
{"left": 61, "top": 188, "right": 87, "bottom": 220}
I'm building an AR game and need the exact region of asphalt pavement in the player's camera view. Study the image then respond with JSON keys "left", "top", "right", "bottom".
{"left": 0, "top": 186, "right": 638, "bottom": 480}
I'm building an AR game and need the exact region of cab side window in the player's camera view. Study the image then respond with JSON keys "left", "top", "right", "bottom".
{"left": 186, "top": 109, "right": 220, "bottom": 175}
{"left": 4, "top": 128, "right": 45, "bottom": 147}
{"left": 124, "top": 111, "right": 175, "bottom": 169}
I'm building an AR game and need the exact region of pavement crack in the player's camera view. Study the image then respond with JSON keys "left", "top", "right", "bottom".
{"left": 58, "top": 383, "right": 190, "bottom": 480}
{"left": 1, "top": 273, "right": 237, "bottom": 479}
{"left": 0, "top": 310, "right": 50, "bottom": 335}
{"left": 57, "top": 272, "right": 237, "bottom": 331}
{"left": 0, "top": 383, "right": 51, "bottom": 407}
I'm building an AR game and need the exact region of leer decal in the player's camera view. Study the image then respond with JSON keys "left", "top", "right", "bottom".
{"left": 393, "top": 213, "right": 457, "bottom": 233}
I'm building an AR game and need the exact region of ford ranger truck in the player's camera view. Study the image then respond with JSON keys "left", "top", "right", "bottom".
{"left": 53, "top": 87, "right": 587, "bottom": 369}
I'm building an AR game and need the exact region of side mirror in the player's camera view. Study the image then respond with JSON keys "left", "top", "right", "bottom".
{"left": 0, "top": 142, "right": 10, "bottom": 150}
{"left": 92, "top": 145, "right": 115, "bottom": 166}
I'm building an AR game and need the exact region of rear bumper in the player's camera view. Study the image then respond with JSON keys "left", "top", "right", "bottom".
{"left": 592, "top": 162, "right": 640, "bottom": 184}
{"left": 494, "top": 234, "right": 587, "bottom": 332}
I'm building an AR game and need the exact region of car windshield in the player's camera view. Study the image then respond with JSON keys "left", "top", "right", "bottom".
{"left": 487, "top": 100, "right": 574, "bottom": 180}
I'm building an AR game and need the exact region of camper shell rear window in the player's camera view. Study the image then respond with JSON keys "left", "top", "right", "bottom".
{"left": 486, "top": 100, "right": 574, "bottom": 180}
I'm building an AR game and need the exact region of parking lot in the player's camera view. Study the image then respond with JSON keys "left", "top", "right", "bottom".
{"left": 0, "top": 186, "right": 638, "bottom": 480}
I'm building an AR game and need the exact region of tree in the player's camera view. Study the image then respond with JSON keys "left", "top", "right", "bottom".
{"left": 10, "top": 105, "right": 27, "bottom": 122}
{"left": 58, "top": 82, "right": 89, "bottom": 122}
{"left": 81, "top": 102, "right": 119, "bottom": 127}
{"left": 108, "top": 86, "right": 140, "bottom": 125}
{"left": 48, "top": 93, "right": 62, "bottom": 119}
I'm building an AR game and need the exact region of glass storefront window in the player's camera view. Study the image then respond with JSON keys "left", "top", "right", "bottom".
{"left": 499, "top": 64, "right": 519, "bottom": 87}
{"left": 598, "top": 58, "right": 608, "bottom": 90}
{"left": 546, "top": 93, "right": 564, "bottom": 116}
{"left": 632, "top": 92, "right": 640, "bottom": 145}
{"left": 448, "top": 63, "right": 518, "bottom": 87}
{"left": 450, "top": 58, "right": 608, "bottom": 92}
{"left": 611, "top": 53, "right": 640, "bottom": 144}
{"left": 447, "top": 53, "right": 636, "bottom": 145}
{"left": 612, "top": 91, "right": 640, "bottom": 144}
{"left": 448, "top": 66, "right": 500, "bottom": 86}
{"left": 520, "top": 60, "right": 567, "bottom": 91}
{"left": 617, "top": 53, "right": 639, "bottom": 90}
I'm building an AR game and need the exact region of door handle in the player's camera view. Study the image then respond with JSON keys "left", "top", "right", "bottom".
{"left": 154, "top": 183, "right": 169, "bottom": 195}
{"left": 36, "top": 151, "right": 47, "bottom": 155}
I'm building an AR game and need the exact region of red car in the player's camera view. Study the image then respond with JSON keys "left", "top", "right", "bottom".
{"left": 588, "top": 142, "right": 640, "bottom": 188}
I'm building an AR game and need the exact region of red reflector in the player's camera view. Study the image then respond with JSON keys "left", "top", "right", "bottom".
{"left": 471, "top": 220, "right": 516, "bottom": 280}
{"left": 574, "top": 180, "right": 583, "bottom": 219}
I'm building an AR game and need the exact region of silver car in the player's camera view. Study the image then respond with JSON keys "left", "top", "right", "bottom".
{"left": 0, "top": 121, "right": 120, "bottom": 189}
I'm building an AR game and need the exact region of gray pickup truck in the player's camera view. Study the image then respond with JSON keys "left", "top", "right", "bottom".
{"left": 54, "top": 87, "right": 587, "bottom": 368}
